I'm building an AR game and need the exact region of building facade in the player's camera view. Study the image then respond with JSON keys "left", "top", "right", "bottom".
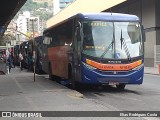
{"left": 16, "top": 13, "right": 28, "bottom": 42}
{"left": 26, "top": 17, "right": 40, "bottom": 37}
{"left": 104, "top": 0, "right": 160, "bottom": 67}
{"left": 16, "top": 11, "right": 40, "bottom": 41}
{"left": 53, "top": 0, "right": 74, "bottom": 15}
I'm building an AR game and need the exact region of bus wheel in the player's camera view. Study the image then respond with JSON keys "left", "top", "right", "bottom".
{"left": 116, "top": 84, "right": 126, "bottom": 90}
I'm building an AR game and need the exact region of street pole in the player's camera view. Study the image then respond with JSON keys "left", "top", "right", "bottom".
{"left": 31, "top": 19, "right": 36, "bottom": 82}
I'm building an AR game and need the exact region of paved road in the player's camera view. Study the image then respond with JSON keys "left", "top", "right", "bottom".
{"left": 78, "top": 74, "right": 160, "bottom": 111}
{"left": 0, "top": 68, "right": 160, "bottom": 120}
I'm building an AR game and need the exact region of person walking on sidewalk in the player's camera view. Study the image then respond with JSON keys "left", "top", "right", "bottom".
{"left": 11, "top": 52, "right": 15, "bottom": 68}
{"left": 7, "top": 53, "right": 13, "bottom": 73}
{"left": 19, "top": 52, "right": 24, "bottom": 70}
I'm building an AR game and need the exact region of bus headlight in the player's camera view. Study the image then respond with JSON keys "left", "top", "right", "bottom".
{"left": 83, "top": 62, "right": 97, "bottom": 70}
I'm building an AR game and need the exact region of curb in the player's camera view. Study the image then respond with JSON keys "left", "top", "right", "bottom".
{"left": 144, "top": 73, "right": 160, "bottom": 76}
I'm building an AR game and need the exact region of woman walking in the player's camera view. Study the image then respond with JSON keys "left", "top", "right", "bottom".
{"left": 7, "top": 53, "right": 13, "bottom": 73}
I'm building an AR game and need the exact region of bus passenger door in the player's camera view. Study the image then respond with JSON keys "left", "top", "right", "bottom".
{"left": 73, "top": 26, "right": 81, "bottom": 82}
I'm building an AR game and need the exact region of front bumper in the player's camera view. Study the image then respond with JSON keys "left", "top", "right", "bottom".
{"left": 81, "top": 62, "right": 144, "bottom": 85}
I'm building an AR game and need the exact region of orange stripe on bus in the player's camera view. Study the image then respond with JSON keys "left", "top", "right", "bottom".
{"left": 86, "top": 59, "right": 142, "bottom": 71}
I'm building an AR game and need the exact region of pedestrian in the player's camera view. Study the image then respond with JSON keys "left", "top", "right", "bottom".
{"left": 7, "top": 53, "right": 13, "bottom": 73}
{"left": 11, "top": 52, "right": 15, "bottom": 68}
{"left": 19, "top": 52, "right": 24, "bottom": 70}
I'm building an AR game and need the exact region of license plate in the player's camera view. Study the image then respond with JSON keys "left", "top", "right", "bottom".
{"left": 109, "top": 82, "right": 119, "bottom": 85}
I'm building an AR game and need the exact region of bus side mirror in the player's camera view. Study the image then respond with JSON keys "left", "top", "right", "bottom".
{"left": 142, "top": 25, "right": 146, "bottom": 42}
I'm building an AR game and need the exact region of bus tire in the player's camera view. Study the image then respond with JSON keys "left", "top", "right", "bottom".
{"left": 116, "top": 84, "right": 126, "bottom": 90}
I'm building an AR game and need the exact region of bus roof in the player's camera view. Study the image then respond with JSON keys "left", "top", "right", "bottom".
{"left": 77, "top": 13, "right": 140, "bottom": 22}
{"left": 44, "top": 12, "right": 140, "bottom": 33}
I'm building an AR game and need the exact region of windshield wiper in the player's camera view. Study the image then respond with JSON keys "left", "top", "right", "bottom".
{"left": 100, "top": 40, "right": 114, "bottom": 59}
{"left": 100, "top": 23, "right": 115, "bottom": 59}
{"left": 120, "top": 29, "right": 131, "bottom": 61}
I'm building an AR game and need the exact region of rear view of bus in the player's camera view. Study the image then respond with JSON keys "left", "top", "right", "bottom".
{"left": 80, "top": 13, "right": 145, "bottom": 89}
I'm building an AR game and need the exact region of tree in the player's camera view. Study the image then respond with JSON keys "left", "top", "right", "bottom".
{"left": 1, "top": 33, "right": 16, "bottom": 45}
{"left": 44, "top": 2, "right": 48, "bottom": 8}
{"left": 17, "top": 0, "right": 52, "bottom": 21}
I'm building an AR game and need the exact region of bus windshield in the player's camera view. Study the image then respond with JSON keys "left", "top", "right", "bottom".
{"left": 83, "top": 21, "right": 143, "bottom": 59}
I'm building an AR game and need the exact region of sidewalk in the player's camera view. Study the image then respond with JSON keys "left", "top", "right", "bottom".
{"left": 0, "top": 67, "right": 118, "bottom": 113}
{"left": 144, "top": 67, "right": 160, "bottom": 75}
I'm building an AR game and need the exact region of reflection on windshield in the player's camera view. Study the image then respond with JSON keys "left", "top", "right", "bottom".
{"left": 83, "top": 21, "right": 143, "bottom": 59}
{"left": 83, "top": 21, "right": 114, "bottom": 58}
{"left": 120, "top": 29, "right": 131, "bottom": 61}
{"left": 115, "top": 22, "right": 142, "bottom": 59}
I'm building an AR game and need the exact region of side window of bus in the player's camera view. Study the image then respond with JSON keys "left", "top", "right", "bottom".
{"left": 48, "top": 35, "right": 59, "bottom": 47}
